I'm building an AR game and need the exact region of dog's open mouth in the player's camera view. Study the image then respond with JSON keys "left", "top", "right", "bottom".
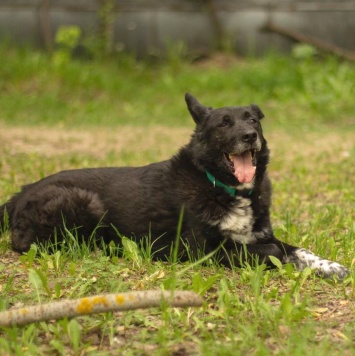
{"left": 225, "top": 150, "right": 257, "bottom": 184}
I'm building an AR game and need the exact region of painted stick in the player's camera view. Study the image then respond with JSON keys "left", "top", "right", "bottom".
{"left": 0, "top": 290, "right": 203, "bottom": 327}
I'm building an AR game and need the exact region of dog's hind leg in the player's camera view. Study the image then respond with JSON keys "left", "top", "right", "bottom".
{"left": 10, "top": 186, "right": 107, "bottom": 253}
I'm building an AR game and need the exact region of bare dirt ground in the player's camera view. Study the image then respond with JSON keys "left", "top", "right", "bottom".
{"left": 0, "top": 123, "right": 353, "bottom": 160}
{"left": 0, "top": 124, "right": 191, "bottom": 159}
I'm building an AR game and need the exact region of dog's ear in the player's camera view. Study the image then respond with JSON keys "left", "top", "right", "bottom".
{"left": 185, "top": 93, "right": 211, "bottom": 124}
{"left": 250, "top": 104, "right": 264, "bottom": 120}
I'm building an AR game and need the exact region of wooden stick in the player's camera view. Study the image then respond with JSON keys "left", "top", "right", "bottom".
{"left": 0, "top": 290, "right": 203, "bottom": 327}
{"left": 262, "top": 21, "right": 355, "bottom": 62}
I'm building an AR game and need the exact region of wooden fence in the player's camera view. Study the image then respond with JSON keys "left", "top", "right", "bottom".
{"left": 0, "top": 0, "right": 354, "bottom": 57}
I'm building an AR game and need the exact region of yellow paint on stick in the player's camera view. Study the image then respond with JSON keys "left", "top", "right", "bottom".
{"left": 77, "top": 298, "right": 93, "bottom": 314}
{"left": 92, "top": 296, "right": 109, "bottom": 307}
{"left": 77, "top": 296, "right": 110, "bottom": 314}
{"left": 115, "top": 295, "right": 125, "bottom": 305}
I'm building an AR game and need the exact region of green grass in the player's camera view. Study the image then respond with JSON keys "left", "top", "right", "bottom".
{"left": 0, "top": 44, "right": 354, "bottom": 355}
{"left": 0, "top": 43, "right": 354, "bottom": 129}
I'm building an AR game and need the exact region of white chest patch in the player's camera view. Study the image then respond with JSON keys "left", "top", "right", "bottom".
{"left": 218, "top": 197, "right": 257, "bottom": 244}
{"left": 236, "top": 181, "right": 255, "bottom": 191}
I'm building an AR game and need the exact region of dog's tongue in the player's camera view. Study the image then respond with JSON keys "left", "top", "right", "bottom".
{"left": 231, "top": 151, "right": 255, "bottom": 183}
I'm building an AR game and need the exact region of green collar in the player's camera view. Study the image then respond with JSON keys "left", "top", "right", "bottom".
{"left": 205, "top": 170, "right": 253, "bottom": 197}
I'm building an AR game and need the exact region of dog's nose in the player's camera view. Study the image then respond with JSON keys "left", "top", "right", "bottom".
{"left": 242, "top": 131, "right": 257, "bottom": 144}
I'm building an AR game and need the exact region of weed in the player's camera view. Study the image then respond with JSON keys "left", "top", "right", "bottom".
{"left": 53, "top": 25, "right": 82, "bottom": 66}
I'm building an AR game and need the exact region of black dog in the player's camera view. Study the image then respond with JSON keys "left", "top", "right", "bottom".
{"left": 0, "top": 94, "right": 349, "bottom": 279}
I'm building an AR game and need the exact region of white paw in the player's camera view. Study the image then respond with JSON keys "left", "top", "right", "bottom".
{"left": 284, "top": 248, "right": 349, "bottom": 280}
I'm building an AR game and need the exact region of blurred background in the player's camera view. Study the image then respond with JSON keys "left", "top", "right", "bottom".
{"left": 0, "top": 0, "right": 354, "bottom": 58}
{"left": 0, "top": 0, "right": 354, "bottom": 129}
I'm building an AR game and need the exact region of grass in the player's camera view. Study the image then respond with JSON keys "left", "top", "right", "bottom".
{"left": 0, "top": 44, "right": 354, "bottom": 355}
{"left": 0, "top": 43, "right": 354, "bottom": 129}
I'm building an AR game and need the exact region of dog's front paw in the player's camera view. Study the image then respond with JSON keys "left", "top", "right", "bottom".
{"left": 284, "top": 248, "right": 350, "bottom": 280}
{"left": 314, "top": 261, "right": 349, "bottom": 280}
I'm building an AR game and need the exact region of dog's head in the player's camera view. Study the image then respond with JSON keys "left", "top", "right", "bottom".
{"left": 185, "top": 93, "right": 268, "bottom": 187}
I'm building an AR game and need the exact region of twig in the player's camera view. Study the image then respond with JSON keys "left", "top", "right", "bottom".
{"left": 0, "top": 290, "right": 203, "bottom": 327}
{"left": 262, "top": 21, "right": 355, "bottom": 62}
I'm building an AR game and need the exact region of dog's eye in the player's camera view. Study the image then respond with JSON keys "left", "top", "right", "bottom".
{"left": 218, "top": 115, "right": 231, "bottom": 127}
{"left": 245, "top": 112, "right": 257, "bottom": 124}
{"left": 245, "top": 112, "right": 257, "bottom": 125}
